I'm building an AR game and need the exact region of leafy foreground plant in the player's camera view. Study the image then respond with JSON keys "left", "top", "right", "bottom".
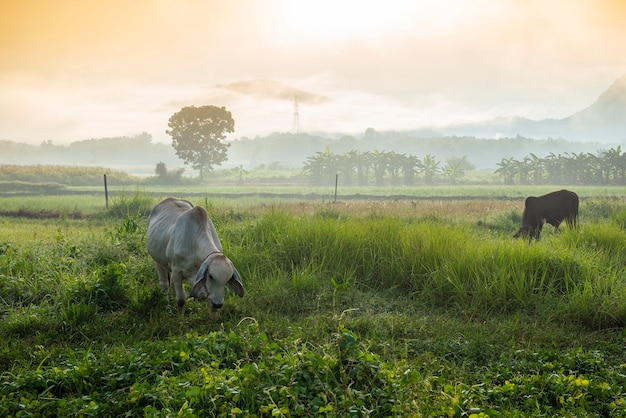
{"left": 3, "top": 320, "right": 626, "bottom": 417}
{"left": 0, "top": 323, "right": 410, "bottom": 417}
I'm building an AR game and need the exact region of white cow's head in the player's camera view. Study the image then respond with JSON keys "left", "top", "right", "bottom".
{"left": 190, "top": 253, "right": 244, "bottom": 311}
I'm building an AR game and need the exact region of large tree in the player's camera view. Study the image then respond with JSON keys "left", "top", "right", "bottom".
{"left": 166, "top": 105, "right": 234, "bottom": 180}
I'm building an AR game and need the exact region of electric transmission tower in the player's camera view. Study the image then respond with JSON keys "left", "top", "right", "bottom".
{"left": 292, "top": 96, "right": 301, "bottom": 134}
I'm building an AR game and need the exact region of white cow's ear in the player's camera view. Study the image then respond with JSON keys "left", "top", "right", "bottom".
{"left": 190, "top": 276, "right": 206, "bottom": 299}
{"left": 228, "top": 266, "right": 244, "bottom": 297}
{"left": 190, "top": 263, "right": 209, "bottom": 298}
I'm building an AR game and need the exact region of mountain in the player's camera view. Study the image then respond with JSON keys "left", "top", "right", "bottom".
{"left": 440, "top": 75, "right": 626, "bottom": 143}
{"left": 562, "top": 75, "right": 626, "bottom": 139}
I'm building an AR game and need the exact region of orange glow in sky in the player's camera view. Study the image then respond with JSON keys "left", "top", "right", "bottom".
{"left": 1, "top": 0, "right": 625, "bottom": 143}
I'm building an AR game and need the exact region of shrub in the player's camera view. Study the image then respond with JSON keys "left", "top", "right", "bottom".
{"left": 105, "top": 191, "right": 153, "bottom": 218}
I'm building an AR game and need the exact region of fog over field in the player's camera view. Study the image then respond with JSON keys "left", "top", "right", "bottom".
{"left": 1, "top": 1, "right": 626, "bottom": 153}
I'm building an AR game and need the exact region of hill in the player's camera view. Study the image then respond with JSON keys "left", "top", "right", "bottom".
{"left": 440, "top": 75, "right": 626, "bottom": 143}
{"left": 563, "top": 75, "right": 626, "bottom": 139}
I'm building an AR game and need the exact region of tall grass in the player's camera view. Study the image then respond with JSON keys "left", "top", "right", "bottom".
{"left": 233, "top": 206, "right": 626, "bottom": 328}
{"left": 3, "top": 196, "right": 626, "bottom": 327}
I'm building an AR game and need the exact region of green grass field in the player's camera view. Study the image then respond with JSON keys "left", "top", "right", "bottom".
{"left": 2, "top": 190, "right": 626, "bottom": 416}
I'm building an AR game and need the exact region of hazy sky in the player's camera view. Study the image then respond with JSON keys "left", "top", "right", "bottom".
{"left": 2, "top": 0, "right": 625, "bottom": 144}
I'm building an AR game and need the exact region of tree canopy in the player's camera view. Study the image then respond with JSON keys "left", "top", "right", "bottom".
{"left": 166, "top": 105, "right": 234, "bottom": 180}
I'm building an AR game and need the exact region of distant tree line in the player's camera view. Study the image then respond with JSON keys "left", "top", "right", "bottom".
{"left": 495, "top": 146, "right": 626, "bottom": 185}
{"left": 1, "top": 129, "right": 614, "bottom": 175}
{"left": 230, "top": 131, "right": 606, "bottom": 171}
{"left": 0, "top": 133, "right": 180, "bottom": 171}
{"left": 2, "top": 122, "right": 623, "bottom": 186}
{"left": 302, "top": 146, "right": 626, "bottom": 187}
{"left": 302, "top": 149, "right": 474, "bottom": 186}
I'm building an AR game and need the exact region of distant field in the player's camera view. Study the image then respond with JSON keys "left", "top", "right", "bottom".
{"left": 2, "top": 185, "right": 626, "bottom": 225}
{"left": 7, "top": 183, "right": 626, "bottom": 201}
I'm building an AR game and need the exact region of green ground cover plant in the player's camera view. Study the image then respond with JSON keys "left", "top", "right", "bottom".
{"left": 2, "top": 192, "right": 626, "bottom": 416}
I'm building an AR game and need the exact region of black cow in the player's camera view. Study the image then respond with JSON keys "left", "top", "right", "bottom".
{"left": 513, "top": 189, "right": 579, "bottom": 241}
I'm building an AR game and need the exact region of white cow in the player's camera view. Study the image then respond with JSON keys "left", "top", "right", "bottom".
{"left": 146, "top": 198, "right": 244, "bottom": 314}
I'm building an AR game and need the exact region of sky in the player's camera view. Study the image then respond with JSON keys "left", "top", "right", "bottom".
{"left": 1, "top": 0, "right": 626, "bottom": 145}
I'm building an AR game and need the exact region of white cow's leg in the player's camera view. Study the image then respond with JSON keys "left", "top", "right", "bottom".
{"left": 171, "top": 271, "right": 186, "bottom": 314}
{"left": 156, "top": 265, "right": 170, "bottom": 295}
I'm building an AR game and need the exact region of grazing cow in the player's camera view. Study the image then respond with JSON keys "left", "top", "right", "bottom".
{"left": 514, "top": 189, "right": 579, "bottom": 241}
{"left": 146, "top": 198, "right": 244, "bottom": 314}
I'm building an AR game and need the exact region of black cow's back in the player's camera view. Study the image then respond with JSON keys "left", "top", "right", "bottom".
{"left": 516, "top": 189, "right": 578, "bottom": 240}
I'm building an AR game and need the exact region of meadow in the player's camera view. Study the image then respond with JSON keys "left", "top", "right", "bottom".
{"left": 2, "top": 189, "right": 626, "bottom": 416}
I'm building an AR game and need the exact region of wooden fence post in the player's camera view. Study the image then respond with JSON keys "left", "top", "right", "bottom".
{"left": 104, "top": 174, "right": 109, "bottom": 209}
